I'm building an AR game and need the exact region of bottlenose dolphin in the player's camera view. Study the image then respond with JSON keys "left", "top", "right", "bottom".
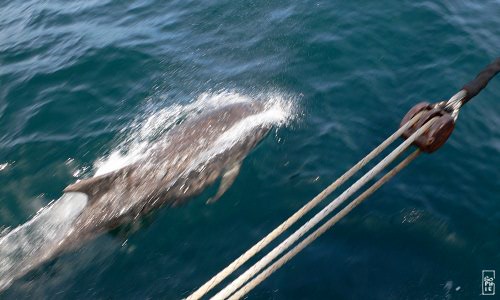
{"left": 0, "top": 101, "right": 272, "bottom": 291}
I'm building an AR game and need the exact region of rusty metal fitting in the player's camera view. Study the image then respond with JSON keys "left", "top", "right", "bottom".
{"left": 400, "top": 102, "right": 455, "bottom": 153}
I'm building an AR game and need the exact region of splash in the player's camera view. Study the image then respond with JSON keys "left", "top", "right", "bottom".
{"left": 187, "top": 98, "right": 293, "bottom": 173}
{"left": 0, "top": 162, "right": 10, "bottom": 172}
{"left": 94, "top": 90, "right": 296, "bottom": 177}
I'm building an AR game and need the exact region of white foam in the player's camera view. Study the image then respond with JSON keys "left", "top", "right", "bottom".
{"left": 0, "top": 90, "right": 298, "bottom": 291}
{"left": 93, "top": 90, "right": 297, "bottom": 177}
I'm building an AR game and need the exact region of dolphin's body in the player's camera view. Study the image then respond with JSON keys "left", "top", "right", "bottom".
{"left": 64, "top": 101, "right": 270, "bottom": 241}
{"left": 0, "top": 101, "right": 271, "bottom": 291}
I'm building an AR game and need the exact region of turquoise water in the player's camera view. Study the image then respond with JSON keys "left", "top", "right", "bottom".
{"left": 1, "top": 1, "right": 499, "bottom": 299}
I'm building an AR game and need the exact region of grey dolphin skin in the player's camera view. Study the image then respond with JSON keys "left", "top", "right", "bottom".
{"left": 0, "top": 101, "right": 271, "bottom": 291}
{"left": 65, "top": 101, "right": 271, "bottom": 241}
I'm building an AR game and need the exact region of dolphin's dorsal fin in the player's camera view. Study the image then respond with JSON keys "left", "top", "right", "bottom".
{"left": 64, "top": 172, "right": 117, "bottom": 201}
{"left": 64, "top": 164, "right": 138, "bottom": 202}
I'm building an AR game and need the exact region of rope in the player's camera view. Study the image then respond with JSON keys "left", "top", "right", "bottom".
{"left": 185, "top": 111, "right": 425, "bottom": 300}
{"left": 187, "top": 59, "right": 498, "bottom": 299}
{"left": 211, "top": 117, "right": 437, "bottom": 300}
{"left": 229, "top": 149, "right": 420, "bottom": 300}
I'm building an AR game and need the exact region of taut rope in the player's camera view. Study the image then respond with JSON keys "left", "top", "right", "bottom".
{"left": 186, "top": 58, "right": 500, "bottom": 300}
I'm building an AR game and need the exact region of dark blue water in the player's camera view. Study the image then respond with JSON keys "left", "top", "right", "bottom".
{"left": 1, "top": 1, "right": 499, "bottom": 299}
